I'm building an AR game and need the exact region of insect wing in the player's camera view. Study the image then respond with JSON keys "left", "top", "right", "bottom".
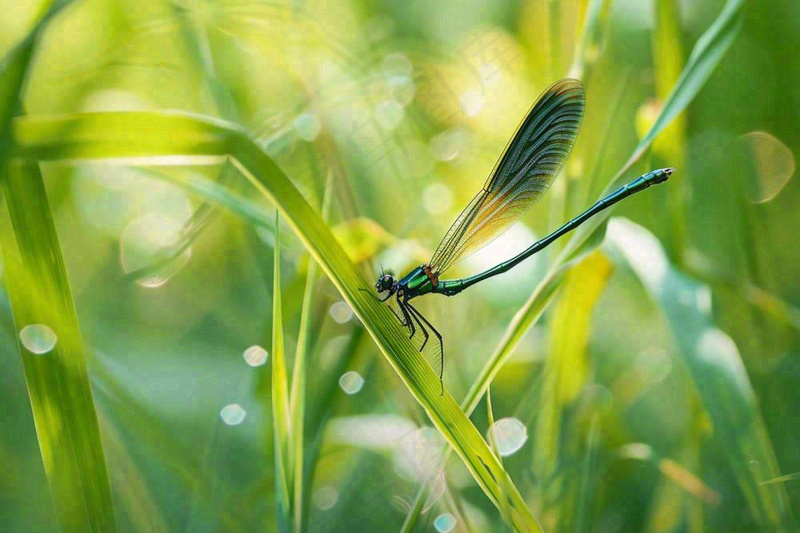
{"left": 428, "top": 78, "right": 585, "bottom": 273}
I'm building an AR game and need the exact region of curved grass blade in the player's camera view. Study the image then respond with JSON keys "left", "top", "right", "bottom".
{"left": 11, "top": 111, "right": 543, "bottom": 533}
{"left": 567, "top": 0, "right": 613, "bottom": 81}
{"left": 607, "top": 218, "right": 796, "bottom": 532}
{"left": 429, "top": 79, "right": 585, "bottom": 274}
{"left": 633, "top": 0, "right": 744, "bottom": 165}
{"left": 0, "top": 3, "right": 117, "bottom": 533}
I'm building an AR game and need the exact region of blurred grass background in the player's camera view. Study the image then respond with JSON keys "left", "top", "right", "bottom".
{"left": 2, "top": 0, "right": 800, "bottom": 532}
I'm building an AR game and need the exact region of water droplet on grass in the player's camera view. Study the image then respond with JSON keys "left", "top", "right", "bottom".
{"left": 220, "top": 404, "right": 246, "bottom": 425}
{"left": 19, "top": 324, "right": 57, "bottom": 354}
{"left": 487, "top": 417, "right": 527, "bottom": 456}
{"left": 339, "top": 371, "right": 364, "bottom": 394}
{"left": 243, "top": 345, "right": 268, "bottom": 366}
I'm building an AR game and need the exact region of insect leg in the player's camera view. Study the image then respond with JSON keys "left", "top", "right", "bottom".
{"left": 358, "top": 287, "right": 395, "bottom": 303}
{"left": 407, "top": 305, "right": 429, "bottom": 351}
{"left": 359, "top": 288, "right": 409, "bottom": 327}
{"left": 398, "top": 296, "right": 416, "bottom": 339}
{"left": 406, "top": 302, "right": 444, "bottom": 394}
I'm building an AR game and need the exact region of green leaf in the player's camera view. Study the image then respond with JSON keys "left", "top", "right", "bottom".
{"left": 568, "top": 0, "right": 613, "bottom": 80}
{"left": 289, "top": 173, "right": 332, "bottom": 533}
{"left": 534, "top": 251, "right": 613, "bottom": 481}
{"left": 271, "top": 212, "right": 293, "bottom": 533}
{"left": 11, "top": 110, "right": 543, "bottom": 533}
{"left": 564, "top": 0, "right": 746, "bottom": 263}
{"left": 634, "top": 0, "right": 744, "bottom": 163}
{"left": 760, "top": 473, "right": 800, "bottom": 487}
{"left": 0, "top": 3, "right": 116, "bottom": 533}
{"left": 607, "top": 218, "right": 796, "bottom": 532}
{"left": 652, "top": 0, "right": 688, "bottom": 258}
{"left": 0, "top": 159, "right": 117, "bottom": 533}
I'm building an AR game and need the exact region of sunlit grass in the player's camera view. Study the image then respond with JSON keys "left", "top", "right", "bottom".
{"left": 2, "top": 0, "right": 799, "bottom": 532}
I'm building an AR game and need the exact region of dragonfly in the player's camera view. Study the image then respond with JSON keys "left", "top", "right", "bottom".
{"left": 366, "top": 78, "right": 673, "bottom": 388}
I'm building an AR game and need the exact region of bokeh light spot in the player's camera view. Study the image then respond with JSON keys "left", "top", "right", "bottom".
{"left": 243, "top": 345, "right": 268, "bottom": 367}
{"left": 434, "top": 513, "right": 457, "bottom": 533}
{"left": 460, "top": 90, "right": 483, "bottom": 116}
{"left": 294, "top": 112, "right": 322, "bottom": 141}
{"left": 329, "top": 301, "right": 353, "bottom": 323}
{"left": 431, "top": 128, "right": 467, "bottom": 162}
{"left": 376, "top": 100, "right": 404, "bottom": 130}
{"left": 423, "top": 182, "right": 454, "bottom": 215}
{"left": 739, "top": 131, "right": 795, "bottom": 203}
{"left": 312, "top": 486, "right": 339, "bottom": 510}
{"left": 339, "top": 371, "right": 364, "bottom": 394}
{"left": 220, "top": 404, "right": 247, "bottom": 426}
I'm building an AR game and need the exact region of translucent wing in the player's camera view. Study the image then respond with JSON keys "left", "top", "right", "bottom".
{"left": 428, "top": 78, "right": 585, "bottom": 274}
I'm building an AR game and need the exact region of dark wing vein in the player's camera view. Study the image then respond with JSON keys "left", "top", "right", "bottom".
{"left": 428, "top": 78, "right": 585, "bottom": 274}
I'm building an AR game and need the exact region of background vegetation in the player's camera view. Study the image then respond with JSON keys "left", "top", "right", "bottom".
{"left": 1, "top": 0, "right": 799, "bottom": 532}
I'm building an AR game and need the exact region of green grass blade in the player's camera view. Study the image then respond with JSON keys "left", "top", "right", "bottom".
{"left": 652, "top": 0, "right": 688, "bottom": 260}
{"left": 485, "top": 386, "right": 514, "bottom": 526}
{"left": 607, "top": 218, "right": 796, "bottom": 532}
{"left": 633, "top": 0, "right": 744, "bottom": 164}
{"left": 271, "top": 213, "right": 293, "bottom": 533}
{"left": 533, "top": 251, "right": 612, "bottom": 482}
{"left": 401, "top": 3, "right": 745, "bottom": 526}
{"left": 561, "top": 0, "right": 745, "bottom": 264}
{"left": 760, "top": 473, "right": 800, "bottom": 487}
{"left": 290, "top": 173, "right": 332, "bottom": 533}
{"left": 574, "top": 416, "right": 601, "bottom": 533}
{"left": 0, "top": 159, "right": 117, "bottom": 533}
{"left": 0, "top": 3, "right": 115, "bottom": 532}
{"left": 568, "top": 0, "right": 612, "bottom": 80}
{"left": 11, "top": 110, "right": 543, "bottom": 533}
{"left": 456, "top": 0, "right": 745, "bottom": 415}
{"left": 237, "top": 133, "right": 544, "bottom": 533}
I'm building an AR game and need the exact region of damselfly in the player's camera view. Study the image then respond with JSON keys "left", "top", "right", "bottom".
{"left": 366, "top": 78, "right": 672, "bottom": 388}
